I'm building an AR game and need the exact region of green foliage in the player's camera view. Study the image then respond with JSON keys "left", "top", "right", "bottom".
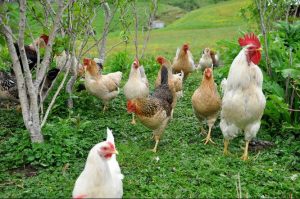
{"left": 106, "top": 51, "right": 131, "bottom": 74}
{"left": 274, "top": 21, "right": 300, "bottom": 52}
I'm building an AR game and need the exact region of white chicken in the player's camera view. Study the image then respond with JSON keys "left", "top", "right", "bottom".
{"left": 123, "top": 58, "right": 149, "bottom": 124}
{"left": 83, "top": 58, "right": 122, "bottom": 111}
{"left": 197, "top": 48, "right": 219, "bottom": 71}
{"left": 220, "top": 33, "right": 266, "bottom": 161}
{"left": 72, "top": 128, "right": 123, "bottom": 198}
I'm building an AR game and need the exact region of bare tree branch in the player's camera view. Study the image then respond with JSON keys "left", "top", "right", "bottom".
{"left": 132, "top": 0, "right": 139, "bottom": 59}
{"left": 41, "top": 62, "right": 71, "bottom": 127}
{"left": 34, "top": 0, "right": 69, "bottom": 88}
{"left": 140, "top": 0, "right": 157, "bottom": 59}
{"left": 98, "top": 2, "right": 111, "bottom": 62}
{"left": 255, "top": 0, "right": 272, "bottom": 77}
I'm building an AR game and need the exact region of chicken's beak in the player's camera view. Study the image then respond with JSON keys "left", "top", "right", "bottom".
{"left": 111, "top": 149, "right": 119, "bottom": 155}
{"left": 257, "top": 48, "right": 263, "bottom": 51}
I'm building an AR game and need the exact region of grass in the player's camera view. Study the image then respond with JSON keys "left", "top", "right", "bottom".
{"left": 1, "top": 0, "right": 299, "bottom": 197}
{"left": 0, "top": 67, "right": 299, "bottom": 198}
{"left": 92, "top": 0, "right": 251, "bottom": 58}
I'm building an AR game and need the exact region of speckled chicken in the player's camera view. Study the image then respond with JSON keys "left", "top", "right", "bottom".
{"left": 124, "top": 58, "right": 149, "bottom": 124}
{"left": 83, "top": 58, "right": 122, "bottom": 111}
{"left": 0, "top": 71, "right": 18, "bottom": 103}
{"left": 127, "top": 65, "right": 173, "bottom": 152}
{"left": 192, "top": 67, "right": 221, "bottom": 144}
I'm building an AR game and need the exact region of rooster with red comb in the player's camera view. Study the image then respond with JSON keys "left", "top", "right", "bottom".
{"left": 220, "top": 33, "right": 266, "bottom": 161}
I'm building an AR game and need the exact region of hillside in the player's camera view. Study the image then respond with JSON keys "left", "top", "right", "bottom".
{"left": 100, "top": 0, "right": 251, "bottom": 59}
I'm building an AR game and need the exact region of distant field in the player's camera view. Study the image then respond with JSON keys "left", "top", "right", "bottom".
{"left": 92, "top": 0, "right": 251, "bottom": 60}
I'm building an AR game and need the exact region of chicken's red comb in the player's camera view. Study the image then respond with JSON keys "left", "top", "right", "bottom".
{"left": 40, "top": 34, "right": 49, "bottom": 45}
{"left": 107, "top": 141, "right": 115, "bottom": 150}
{"left": 134, "top": 58, "right": 139, "bottom": 66}
{"left": 83, "top": 58, "right": 91, "bottom": 65}
{"left": 156, "top": 56, "right": 164, "bottom": 65}
{"left": 238, "top": 33, "right": 261, "bottom": 48}
{"left": 183, "top": 44, "right": 189, "bottom": 50}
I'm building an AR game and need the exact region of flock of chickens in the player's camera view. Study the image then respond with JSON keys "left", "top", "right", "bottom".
{"left": 0, "top": 33, "right": 266, "bottom": 198}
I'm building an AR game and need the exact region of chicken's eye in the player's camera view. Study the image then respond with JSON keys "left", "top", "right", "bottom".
{"left": 102, "top": 147, "right": 108, "bottom": 150}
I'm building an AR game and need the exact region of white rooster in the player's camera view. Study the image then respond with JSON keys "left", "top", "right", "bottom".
{"left": 72, "top": 128, "right": 124, "bottom": 198}
{"left": 220, "top": 33, "right": 266, "bottom": 161}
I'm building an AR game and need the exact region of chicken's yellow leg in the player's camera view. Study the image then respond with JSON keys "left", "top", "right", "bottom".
{"left": 103, "top": 105, "right": 108, "bottom": 112}
{"left": 223, "top": 139, "right": 230, "bottom": 155}
{"left": 241, "top": 140, "right": 250, "bottom": 161}
{"left": 151, "top": 135, "right": 160, "bottom": 153}
{"left": 202, "top": 124, "right": 215, "bottom": 144}
{"left": 131, "top": 113, "right": 136, "bottom": 125}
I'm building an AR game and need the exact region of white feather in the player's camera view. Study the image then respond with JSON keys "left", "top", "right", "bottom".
{"left": 220, "top": 47, "right": 266, "bottom": 141}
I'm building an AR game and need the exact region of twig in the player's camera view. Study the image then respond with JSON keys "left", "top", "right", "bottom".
{"left": 41, "top": 64, "right": 70, "bottom": 127}
{"left": 132, "top": 0, "right": 139, "bottom": 59}
{"left": 105, "top": 40, "right": 126, "bottom": 55}
{"left": 236, "top": 172, "right": 242, "bottom": 199}
{"left": 255, "top": 0, "right": 272, "bottom": 77}
{"left": 140, "top": 0, "right": 157, "bottom": 59}
{"left": 98, "top": 2, "right": 112, "bottom": 62}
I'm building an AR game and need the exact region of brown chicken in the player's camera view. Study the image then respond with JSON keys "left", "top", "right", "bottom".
{"left": 192, "top": 67, "right": 221, "bottom": 144}
{"left": 172, "top": 43, "right": 195, "bottom": 79}
{"left": 83, "top": 58, "right": 122, "bottom": 111}
{"left": 127, "top": 64, "right": 173, "bottom": 152}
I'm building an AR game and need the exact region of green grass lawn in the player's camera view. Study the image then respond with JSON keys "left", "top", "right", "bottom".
{"left": 1, "top": 0, "right": 299, "bottom": 197}
{"left": 0, "top": 67, "right": 299, "bottom": 197}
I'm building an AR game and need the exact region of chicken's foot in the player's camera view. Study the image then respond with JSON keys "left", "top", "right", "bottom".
{"left": 151, "top": 135, "right": 160, "bottom": 153}
{"left": 202, "top": 125, "right": 215, "bottom": 144}
{"left": 131, "top": 114, "right": 136, "bottom": 125}
{"left": 241, "top": 140, "right": 250, "bottom": 161}
{"left": 223, "top": 139, "right": 230, "bottom": 155}
{"left": 103, "top": 105, "right": 108, "bottom": 112}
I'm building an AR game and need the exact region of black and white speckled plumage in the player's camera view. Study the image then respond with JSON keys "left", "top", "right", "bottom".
{"left": 0, "top": 71, "right": 19, "bottom": 101}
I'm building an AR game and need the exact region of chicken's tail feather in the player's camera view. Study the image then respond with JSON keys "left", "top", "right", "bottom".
{"left": 160, "top": 65, "right": 168, "bottom": 85}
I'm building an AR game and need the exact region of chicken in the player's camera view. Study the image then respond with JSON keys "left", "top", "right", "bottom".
{"left": 127, "top": 64, "right": 173, "bottom": 152}
{"left": 1, "top": 67, "right": 60, "bottom": 106}
{"left": 155, "top": 57, "right": 184, "bottom": 98}
{"left": 192, "top": 67, "right": 221, "bottom": 144}
{"left": 124, "top": 58, "right": 149, "bottom": 124}
{"left": 172, "top": 43, "right": 195, "bottom": 78}
{"left": 197, "top": 48, "right": 219, "bottom": 71}
{"left": 41, "top": 68, "right": 60, "bottom": 96}
{"left": 72, "top": 128, "right": 123, "bottom": 198}
{"left": 93, "top": 58, "right": 123, "bottom": 91}
{"left": 220, "top": 33, "right": 266, "bottom": 161}
{"left": 173, "top": 70, "right": 184, "bottom": 98}
{"left": 155, "top": 56, "right": 181, "bottom": 118}
{"left": 83, "top": 58, "right": 122, "bottom": 111}
{"left": 13, "top": 34, "right": 49, "bottom": 71}
{"left": 0, "top": 71, "right": 18, "bottom": 104}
